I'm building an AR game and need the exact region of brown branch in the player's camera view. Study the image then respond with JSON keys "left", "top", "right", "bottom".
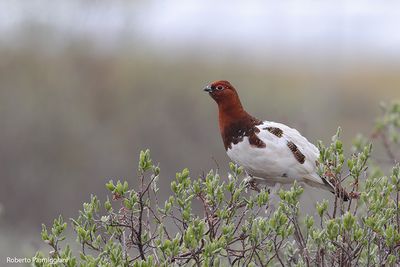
{"left": 380, "top": 131, "right": 397, "bottom": 164}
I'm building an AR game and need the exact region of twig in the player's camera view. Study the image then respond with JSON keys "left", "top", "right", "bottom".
{"left": 380, "top": 131, "right": 397, "bottom": 164}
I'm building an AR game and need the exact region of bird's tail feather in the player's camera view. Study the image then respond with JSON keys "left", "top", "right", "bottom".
{"left": 320, "top": 177, "right": 350, "bottom": 202}
{"left": 304, "top": 174, "right": 350, "bottom": 201}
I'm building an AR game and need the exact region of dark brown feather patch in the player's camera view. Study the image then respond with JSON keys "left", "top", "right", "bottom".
{"left": 287, "top": 141, "right": 306, "bottom": 164}
{"left": 222, "top": 117, "right": 265, "bottom": 150}
{"left": 248, "top": 127, "right": 266, "bottom": 148}
{"left": 264, "top": 127, "right": 283, "bottom": 138}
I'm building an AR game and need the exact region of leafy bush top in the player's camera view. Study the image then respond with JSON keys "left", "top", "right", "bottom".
{"left": 34, "top": 102, "right": 400, "bottom": 267}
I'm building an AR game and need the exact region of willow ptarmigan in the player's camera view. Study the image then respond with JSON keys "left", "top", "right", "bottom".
{"left": 204, "top": 80, "right": 349, "bottom": 201}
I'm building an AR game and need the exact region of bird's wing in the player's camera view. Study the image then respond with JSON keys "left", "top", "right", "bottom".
{"left": 226, "top": 120, "right": 326, "bottom": 185}
{"left": 254, "top": 121, "right": 324, "bottom": 185}
{"left": 227, "top": 121, "right": 324, "bottom": 184}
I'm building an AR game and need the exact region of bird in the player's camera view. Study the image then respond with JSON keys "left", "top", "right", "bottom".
{"left": 204, "top": 80, "right": 349, "bottom": 201}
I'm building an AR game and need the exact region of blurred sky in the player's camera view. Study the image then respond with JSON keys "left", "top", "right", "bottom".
{"left": 1, "top": 0, "right": 400, "bottom": 59}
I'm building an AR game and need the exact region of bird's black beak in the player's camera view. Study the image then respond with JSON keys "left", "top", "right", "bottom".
{"left": 203, "top": 85, "right": 213, "bottom": 92}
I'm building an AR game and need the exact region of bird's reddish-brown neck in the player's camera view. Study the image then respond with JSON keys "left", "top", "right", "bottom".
{"left": 216, "top": 95, "right": 263, "bottom": 150}
{"left": 217, "top": 99, "right": 249, "bottom": 131}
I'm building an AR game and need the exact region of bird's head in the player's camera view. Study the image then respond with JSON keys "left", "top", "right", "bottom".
{"left": 203, "top": 80, "right": 241, "bottom": 106}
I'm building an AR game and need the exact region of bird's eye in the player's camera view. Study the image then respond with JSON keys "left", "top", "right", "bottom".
{"left": 216, "top": 85, "right": 224, "bottom": 91}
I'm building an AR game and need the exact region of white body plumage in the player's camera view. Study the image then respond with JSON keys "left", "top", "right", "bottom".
{"left": 226, "top": 121, "right": 330, "bottom": 191}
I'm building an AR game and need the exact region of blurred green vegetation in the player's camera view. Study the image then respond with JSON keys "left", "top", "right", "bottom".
{"left": 0, "top": 34, "right": 400, "bottom": 263}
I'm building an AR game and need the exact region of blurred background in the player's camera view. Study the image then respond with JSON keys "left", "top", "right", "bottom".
{"left": 1, "top": 0, "right": 400, "bottom": 264}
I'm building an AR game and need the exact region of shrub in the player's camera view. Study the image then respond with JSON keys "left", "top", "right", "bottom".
{"left": 34, "top": 102, "right": 400, "bottom": 266}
